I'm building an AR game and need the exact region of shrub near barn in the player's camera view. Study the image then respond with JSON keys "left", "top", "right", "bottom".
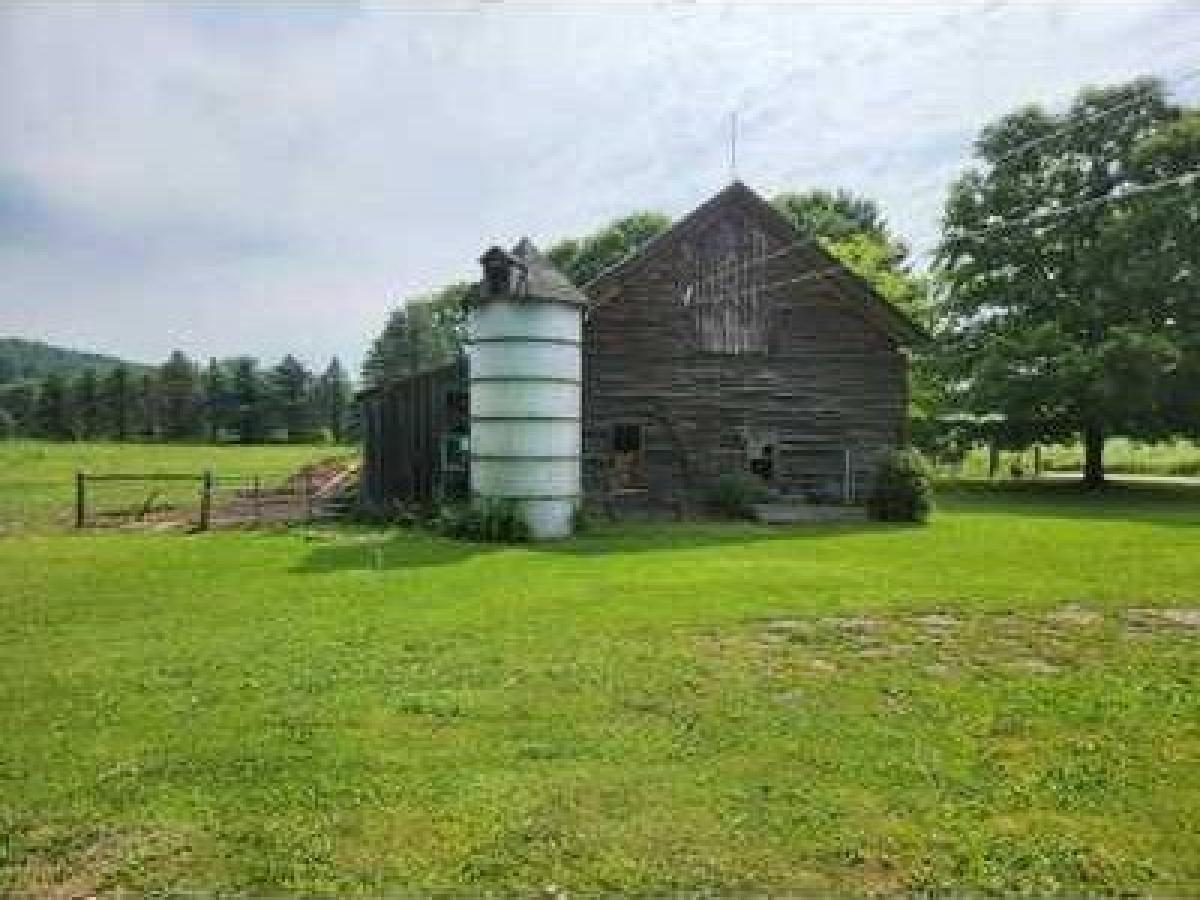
{"left": 868, "top": 448, "right": 933, "bottom": 522}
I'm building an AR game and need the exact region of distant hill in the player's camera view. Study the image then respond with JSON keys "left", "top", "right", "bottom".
{"left": 0, "top": 338, "right": 145, "bottom": 385}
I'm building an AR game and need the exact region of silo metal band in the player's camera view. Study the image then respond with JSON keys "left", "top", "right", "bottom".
{"left": 469, "top": 376, "right": 581, "bottom": 385}
{"left": 467, "top": 336, "right": 581, "bottom": 346}
{"left": 472, "top": 492, "right": 581, "bottom": 501}
{"left": 470, "top": 415, "right": 581, "bottom": 422}
{"left": 470, "top": 454, "right": 579, "bottom": 461}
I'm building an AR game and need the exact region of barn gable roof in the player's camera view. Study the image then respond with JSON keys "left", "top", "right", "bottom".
{"left": 584, "top": 180, "right": 925, "bottom": 345}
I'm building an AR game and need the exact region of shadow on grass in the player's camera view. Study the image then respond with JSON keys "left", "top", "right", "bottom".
{"left": 293, "top": 518, "right": 914, "bottom": 573}
{"left": 293, "top": 481, "right": 1199, "bottom": 574}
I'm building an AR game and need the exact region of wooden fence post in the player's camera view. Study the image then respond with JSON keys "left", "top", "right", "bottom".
{"left": 252, "top": 475, "right": 262, "bottom": 524}
{"left": 303, "top": 470, "right": 312, "bottom": 523}
{"left": 75, "top": 471, "right": 86, "bottom": 529}
{"left": 199, "top": 470, "right": 213, "bottom": 532}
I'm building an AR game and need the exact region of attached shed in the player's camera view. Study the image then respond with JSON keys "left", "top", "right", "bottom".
{"left": 357, "top": 359, "right": 469, "bottom": 510}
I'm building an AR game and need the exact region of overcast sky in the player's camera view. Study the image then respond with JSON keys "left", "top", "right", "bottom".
{"left": 2, "top": 1, "right": 1198, "bottom": 373}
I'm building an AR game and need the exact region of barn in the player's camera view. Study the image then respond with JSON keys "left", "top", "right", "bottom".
{"left": 359, "top": 181, "right": 922, "bottom": 528}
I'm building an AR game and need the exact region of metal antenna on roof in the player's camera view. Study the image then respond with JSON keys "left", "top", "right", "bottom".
{"left": 729, "top": 111, "right": 738, "bottom": 182}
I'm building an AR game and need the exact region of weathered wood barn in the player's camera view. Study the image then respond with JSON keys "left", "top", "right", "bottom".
{"left": 359, "top": 181, "right": 921, "bottom": 516}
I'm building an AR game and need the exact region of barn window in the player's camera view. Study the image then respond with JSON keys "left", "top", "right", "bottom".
{"left": 610, "top": 423, "right": 646, "bottom": 490}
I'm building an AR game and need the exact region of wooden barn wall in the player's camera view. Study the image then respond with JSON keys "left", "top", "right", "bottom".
{"left": 582, "top": 193, "right": 908, "bottom": 507}
{"left": 359, "top": 361, "right": 467, "bottom": 509}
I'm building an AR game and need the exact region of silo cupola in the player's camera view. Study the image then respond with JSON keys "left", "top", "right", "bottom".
{"left": 479, "top": 246, "right": 520, "bottom": 298}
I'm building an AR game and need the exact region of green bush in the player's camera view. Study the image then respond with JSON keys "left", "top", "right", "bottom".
{"left": 571, "top": 502, "right": 594, "bottom": 534}
{"left": 867, "top": 447, "right": 933, "bottom": 523}
{"left": 434, "top": 498, "right": 530, "bottom": 543}
{"left": 710, "top": 471, "right": 769, "bottom": 519}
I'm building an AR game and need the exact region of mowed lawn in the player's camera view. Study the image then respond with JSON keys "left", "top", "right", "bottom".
{"left": 1, "top": 464, "right": 1199, "bottom": 895}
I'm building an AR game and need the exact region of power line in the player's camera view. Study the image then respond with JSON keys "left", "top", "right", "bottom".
{"left": 936, "top": 167, "right": 1200, "bottom": 250}
{"left": 989, "top": 65, "right": 1200, "bottom": 168}
{"left": 696, "top": 67, "right": 1200, "bottom": 283}
{"left": 584, "top": 58, "right": 1200, "bottom": 311}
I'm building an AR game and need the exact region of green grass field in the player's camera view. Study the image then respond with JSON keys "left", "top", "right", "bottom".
{"left": 2, "top": 445, "right": 1199, "bottom": 896}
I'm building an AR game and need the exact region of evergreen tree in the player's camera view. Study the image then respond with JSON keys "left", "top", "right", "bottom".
{"left": 201, "top": 357, "right": 235, "bottom": 443}
{"left": 35, "top": 372, "right": 72, "bottom": 439}
{"left": 231, "top": 357, "right": 265, "bottom": 444}
{"left": 0, "top": 381, "right": 38, "bottom": 436}
{"left": 158, "top": 351, "right": 201, "bottom": 441}
{"left": 314, "top": 357, "right": 353, "bottom": 442}
{"left": 270, "top": 355, "right": 315, "bottom": 442}
{"left": 139, "top": 370, "right": 163, "bottom": 440}
{"left": 71, "top": 368, "right": 102, "bottom": 439}
{"left": 100, "top": 365, "right": 135, "bottom": 441}
{"left": 361, "top": 284, "right": 470, "bottom": 388}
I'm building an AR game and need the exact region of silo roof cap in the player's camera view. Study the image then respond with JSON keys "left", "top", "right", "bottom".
{"left": 510, "top": 237, "right": 589, "bottom": 307}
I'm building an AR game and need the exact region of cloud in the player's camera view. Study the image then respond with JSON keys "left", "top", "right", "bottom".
{"left": 1, "top": 1, "right": 1197, "bottom": 370}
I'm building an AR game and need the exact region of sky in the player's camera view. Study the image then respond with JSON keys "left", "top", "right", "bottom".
{"left": 2, "top": 1, "right": 1198, "bottom": 374}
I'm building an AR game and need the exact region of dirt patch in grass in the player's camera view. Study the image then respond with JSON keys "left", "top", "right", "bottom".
{"left": 722, "top": 605, "right": 1198, "bottom": 679}
{"left": 6, "top": 827, "right": 199, "bottom": 898}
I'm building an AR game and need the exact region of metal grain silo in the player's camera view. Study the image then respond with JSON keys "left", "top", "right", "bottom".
{"left": 467, "top": 239, "right": 587, "bottom": 539}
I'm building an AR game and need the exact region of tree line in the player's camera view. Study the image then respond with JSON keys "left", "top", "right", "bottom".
{"left": 0, "top": 352, "right": 354, "bottom": 444}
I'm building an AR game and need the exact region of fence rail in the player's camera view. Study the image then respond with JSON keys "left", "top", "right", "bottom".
{"left": 74, "top": 468, "right": 348, "bottom": 530}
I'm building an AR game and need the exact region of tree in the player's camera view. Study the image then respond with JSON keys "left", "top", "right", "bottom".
{"left": 547, "top": 211, "right": 672, "bottom": 287}
{"left": 139, "top": 370, "right": 164, "bottom": 440}
{"left": 938, "top": 78, "right": 1193, "bottom": 486}
{"left": 361, "top": 284, "right": 470, "bottom": 388}
{"left": 314, "top": 357, "right": 353, "bottom": 442}
{"left": 1122, "top": 110, "right": 1200, "bottom": 438}
{"left": 71, "top": 368, "right": 102, "bottom": 439}
{"left": 230, "top": 357, "right": 265, "bottom": 444}
{"left": 771, "top": 188, "right": 892, "bottom": 244}
{"left": 0, "top": 381, "right": 38, "bottom": 436}
{"left": 35, "top": 372, "right": 72, "bottom": 439}
{"left": 100, "top": 365, "right": 135, "bottom": 441}
{"left": 201, "top": 358, "right": 235, "bottom": 443}
{"left": 158, "top": 351, "right": 201, "bottom": 441}
{"left": 270, "top": 355, "right": 315, "bottom": 442}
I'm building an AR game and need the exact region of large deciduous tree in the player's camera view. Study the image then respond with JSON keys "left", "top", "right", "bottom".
{"left": 938, "top": 78, "right": 1197, "bottom": 486}
{"left": 771, "top": 188, "right": 930, "bottom": 325}
{"left": 547, "top": 212, "right": 672, "bottom": 287}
